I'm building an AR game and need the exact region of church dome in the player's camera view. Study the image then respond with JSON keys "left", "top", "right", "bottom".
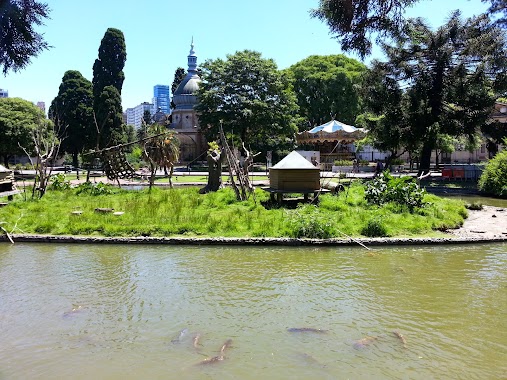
{"left": 172, "top": 40, "right": 201, "bottom": 110}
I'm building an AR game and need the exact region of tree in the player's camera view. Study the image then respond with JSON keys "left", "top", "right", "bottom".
{"left": 0, "top": 97, "right": 44, "bottom": 167}
{"left": 483, "top": 0, "right": 507, "bottom": 27}
{"left": 311, "top": 0, "right": 416, "bottom": 59}
{"left": 92, "top": 28, "right": 127, "bottom": 148}
{"left": 360, "top": 13, "right": 507, "bottom": 174}
{"left": 285, "top": 54, "right": 366, "bottom": 129}
{"left": 311, "top": 0, "right": 506, "bottom": 59}
{"left": 478, "top": 138, "right": 507, "bottom": 196}
{"left": 199, "top": 141, "right": 224, "bottom": 194}
{"left": 171, "top": 67, "right": 186, "bottom": 109}
{"left": 196, "top": 50, "right": 300, "bottom": 157}
{"left": 171, "top": 67, "right": 186, "bottom": 95}
{"left": 0, "top": 0, "right": 50, "bottom": 74}
{"left": 94, "top": 85, "right": 125, "bottom": 148}
{"left": 19, "top": 116, "right": 59, "bottom": 198}
{"left": 49, "top": 70, "right": 93, "bottom": 168}
{"left": 358, "top": 60, "right": 418, "bottom": 165}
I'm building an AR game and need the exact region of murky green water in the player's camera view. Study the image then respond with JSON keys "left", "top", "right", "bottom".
{"left": 0, "top": 243, "right": 506, "bottom": 379}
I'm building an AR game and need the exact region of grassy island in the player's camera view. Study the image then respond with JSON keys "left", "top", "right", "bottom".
{"left": 0, "top": 180, "right": 467, "bottom": 239}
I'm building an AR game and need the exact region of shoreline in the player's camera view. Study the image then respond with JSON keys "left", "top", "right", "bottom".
{"left": 2, "top": 207, "right": 506, "bottom": 247}
{"left": 1, "top": 233, "right": 506, "bottom": 246}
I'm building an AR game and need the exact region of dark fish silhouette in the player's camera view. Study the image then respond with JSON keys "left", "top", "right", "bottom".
{"left": 294, "top": 352, "right": 327, "bottom": 368}
{"left": 62, "top": 305, "right": 84, "bottom": 319}
{"left": 393, "top": 330, "right": 407, "bottom": 348}
{"left": 287, "top": 327, "right": 328, "bottom": 333}
{"left": 196, "top": 339, "right": 232, "bottom": 366}
{"left": 198, "top": 355, "right": 224, "bottom": 365}
{"left": 171, "top": 328, "right": 188, "bottom": 344}
{"left": 220, "top": 339, "right": 232, "bottom": 355}
{"left": 353, "top": 336, "right": 377, "bottom": 349}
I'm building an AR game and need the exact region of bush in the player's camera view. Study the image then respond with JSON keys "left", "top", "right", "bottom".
{"left": 365, "top": 172, "right": 425, "bottom": 211}
{"left": 287, "top": 204, "right": 334, "bottom": 239}
{"left": 49, "top": 173, "right": 71, "bottom": 191}
{"left": 361, "top": 218, "right": 390, "bottom": 237}
{"left": 465, "top": 202, "right": 483, "bottom": 210}
{"left": 478, "top": 149, "right": 507, "bottom": 197}
{"left": 75, "top": 182, "right": 114, "bottom": 196}
{"left": 334, "top": 160, "right": 353, "bottom": 166}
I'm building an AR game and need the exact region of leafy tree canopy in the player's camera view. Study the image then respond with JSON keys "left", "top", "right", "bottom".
{"left": 311, "top": 0, "right": 507, "bottom": 59}
{"left": 311, "top": 0, "right": 417, "bottom": 59}
{"left": 92, "top": 28, "right": 127, "bottom": 149}
{"left": 0, "top": 97, "right": 45, "bottom": 166}
{"left": 359, "top": 12, "right": 507, "bottom": 173}
{"left": 0, "top": 0, "right": 50, "bottom": 74}
{"left": 94, "top": 85, "right": 125, "bottom": 148}
{"left": 171, "top": 67, "right": 186, "bottom": 95}
{"left": 196, "top": 50, "right": 300, "bottom": 158}
{"left": 49, "top": 70, "right": 94, "bottom": 167}
{"left": 285, "top": 54, "right": 366, "bottom": 129}
{"left": 92, "top": 28, "right": 126, "bottom": 100}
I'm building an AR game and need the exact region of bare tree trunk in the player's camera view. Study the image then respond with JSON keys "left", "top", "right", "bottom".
{"left": 199, "top": 148, "right": 224, "bottom": 194}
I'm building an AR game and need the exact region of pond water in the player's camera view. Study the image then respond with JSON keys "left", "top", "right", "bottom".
{"left": 443, "top": 194, "right": 507, "bottom": 208}
{"left": 0, "top": 243, "right": 506, "bottom": 380}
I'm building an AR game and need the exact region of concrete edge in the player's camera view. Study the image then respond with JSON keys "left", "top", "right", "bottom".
{"left": 1, "top": 234, "right": 506, "bottom": 246}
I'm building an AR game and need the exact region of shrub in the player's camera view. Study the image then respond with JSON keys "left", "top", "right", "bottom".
{"left": 478, "top": 149, "right": 507, "bottom": 197}
{"left": 361, "top": 218, "right": 389, "bottom": 237}
{"left": 334, "top": 160, "right": 353, "bottom": 166}
{"left": 287, "top": 204, "right": 334, "bottom": 239}
{"left": 465, "top": 202, "right": 483, "bottom": 210}
{"left": 365, "top": 172, "right": 425, "bottom": 211}
{"left": 49, "top": 173, "right": 71, "bottom": 191}
{"left": 75, "top": 182, "right": 114, "bottom": 196}
{"left": 390, "top": 157, "right": 405, "bottom": 166}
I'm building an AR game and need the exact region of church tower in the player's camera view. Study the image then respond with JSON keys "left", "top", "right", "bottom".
{"left": 171, "top": 39, "right": 205, "bottom": 161}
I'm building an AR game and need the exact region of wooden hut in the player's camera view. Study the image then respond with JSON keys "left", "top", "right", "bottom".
{"left": 0, "top": 165, "right": 20, "bottom": 201}
{"left": 264, "top": 151, "right": 325, "bottom": 203}
{"left": 269, "top": 151, "right": 320, "bottom": 191}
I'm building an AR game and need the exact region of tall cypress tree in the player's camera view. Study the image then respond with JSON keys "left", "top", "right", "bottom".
{"left": 92, "top": 28, "right": 127, "bottom": 148}
{"left": 49, "top": 70, "right": 94, "bottom": 168}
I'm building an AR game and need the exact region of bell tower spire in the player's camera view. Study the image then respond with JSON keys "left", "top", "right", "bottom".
{"left": 187, "top": 37, "right": 197, "bottom": 73}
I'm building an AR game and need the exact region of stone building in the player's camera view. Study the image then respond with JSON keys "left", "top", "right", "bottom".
{"left": 171, "top": 40, "right": 206, "bottom": 163}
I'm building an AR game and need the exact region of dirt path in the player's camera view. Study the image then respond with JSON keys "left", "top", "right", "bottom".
{"left": 450, "top": 205, "right": 507, "bottom": 239}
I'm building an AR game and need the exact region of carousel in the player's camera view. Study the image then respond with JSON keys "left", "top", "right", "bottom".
{"left": 297, "top": 119, "right": 365, "bottom": 171}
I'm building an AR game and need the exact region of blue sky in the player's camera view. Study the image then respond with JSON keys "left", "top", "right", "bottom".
{"left": 1, "top": 0, "right": 489, "bottom": 111}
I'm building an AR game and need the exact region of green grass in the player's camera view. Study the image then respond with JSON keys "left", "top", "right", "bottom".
{"left": 0, "top": 182, "right": 467, "bottom": 238}
{"left": 50, "top": 173, "right": 269, "bottom": 184}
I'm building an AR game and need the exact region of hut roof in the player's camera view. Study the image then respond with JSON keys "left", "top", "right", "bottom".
{"left": 0, "top": 164, "right": 11, "bottom": 173}
{"left": 272, "top": 151, "right": 318, "bottom": 169}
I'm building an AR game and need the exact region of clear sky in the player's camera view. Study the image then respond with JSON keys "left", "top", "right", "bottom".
{"left": 0, "top": 0, "right": 489, "bottom": 112}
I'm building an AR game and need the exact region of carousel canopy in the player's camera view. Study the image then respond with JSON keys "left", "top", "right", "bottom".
{"left": 307, "top": 120, "right": 362, "bottom": 134}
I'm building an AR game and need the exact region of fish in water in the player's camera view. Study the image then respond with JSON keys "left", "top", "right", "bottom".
{"left": 353, "top": 336, "right": 378, "bottom": 349}
{"left": 287, "top": 327, "right": 328, "bottom": 334}
{"left": 193, "top": 334, "right": 201, "bottom": 349}
{"left": 196, "top": 339, "right": 232, "bottom": 366}
{"left": 197, "top": 355, "right": 224, "bottom": 365}
{"left": 220, "top": 339, "right": 232, "bottom": 356}
{"left": 393, "top": 330, "right": 407, "bottom": 348}
{"left": 171, "top": 328, "right": 188, "bottom": 344}
{"left": 294, "top": 352, "right": 327, "bottom": 368}
{"left": 62, "top": 305, "right": 84, "bottom": 319}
